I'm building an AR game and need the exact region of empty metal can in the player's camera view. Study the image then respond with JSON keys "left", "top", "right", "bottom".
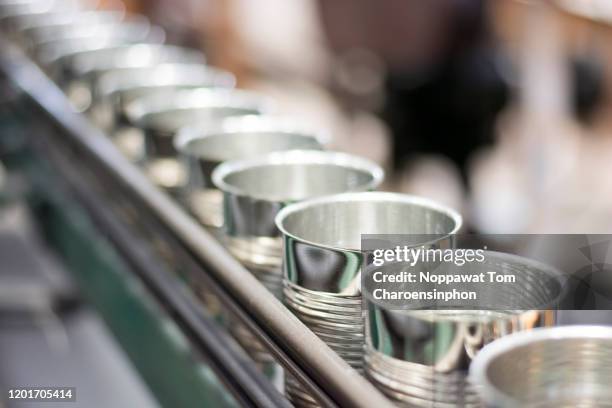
{"left": 94, "top": 63, "right": 235, "bottom": 132}
{"left": 174, "top": 115, "right": 323, "bottom": 231}
{"left": 470, "top": 325, "right": 612, "bottom": 407}
{"left": 20, "top": 13, "right": 160, "bottom": 63}
{"left": 0, "top": 1, "right": 115, "bottom": 50}
{"left": 35, "top": 21, "right": 165, "bottom": 75}
{"left": 61, "top": 43, "right": 205, "bottom": 112}
{"left": 0, "top": 0, "right": 90, "bottom": 35}
{"left": 125, "top": 90, "right": 270, "bottom": 196}
{"left": 14, "top": 9, "right": 124, "bottom": 48}
{"left": 213, "top": 149, "right": 383, "bottom": 296}
{"left": 364, "top": 251, "right": 565, "bottom": 407}
{"left": 213, "top": 150, "right": 380, "bottom": 385}
{"left": 275, "top": 192, "right": 462, "bottom": 406}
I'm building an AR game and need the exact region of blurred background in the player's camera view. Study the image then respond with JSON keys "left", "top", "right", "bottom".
{"left": 132, "top": 0, "right": 612, "bottom": 234}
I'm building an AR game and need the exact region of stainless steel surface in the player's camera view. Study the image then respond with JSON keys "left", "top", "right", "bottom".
{"left": 94, "top": 63, "right": 236, "bottom": 131}
{"left": 213, "top": 149, "right": 383, "bottom": 291}
{"left": 175, "top": 115, "right": 323, "bottom": 229}
{"left": 275, "top": 192, "right": 462, "bottom": 269}
{"left": 126, "top": 90, "right": 270, "bottom": 199}
{"left": 0, "top": 0, "right": 91, "bottom": 33}
{"left": 35, "top": 21, "right": 164, "bottom": 71}
{"left": 15, "top": 9, "right": 124, "bottom": 43}
{"left": 275, "top": 192, "right": 462, "bottom": 406}
{"left": 0, "top": 37, "right": 394, "bottom": 408}
{"left": 470, "top": 325, "right": 612, "bottom": 407}
{"left": 127, "top": 88, "right": 269, "bottom": 159}
{"left": 19, "top": 12, "right": 146, "bottom": 59}
{"left": 364, "top": 251, "right": 565, "bottom": 407}
{"left": 0, "top": 0, "right": 87, "bottom": 18}
{"left": 62, "top": 43, "right": 205, "bottom": 112}
{"left": 68, "top": 43, "right": 205, "bottom": 78}
{"left": 28, "top": 16, "right": 149, "bottom": 47}
{"left": 213, "top": 150, "right": 382, "bottom": 373}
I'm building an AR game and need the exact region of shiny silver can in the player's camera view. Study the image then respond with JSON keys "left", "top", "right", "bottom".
{"left": 61, "top": 43, "right": 205, "bottom": 112}
{"left": 213, "top": 150, "right": 379, "bottom": 380}
{"left": 125, "top": 90, "right": 270, "bottom": 195}
{"left": 364, "top": 251, "right": 565, "bottom": 407}
{"left": 212, "top": 150, "right": 383, "bottom": 296}
{"left": 14, "top": 9, "right": 123, "bottom": 48}
{"left": 275, "top": 192, "right": 462, "bottom": 406}
{"left": 470, "top": 325, "right": 612, "bottom": 407}
{"left": 175, "top": 115, "right": 323, "bottom": 230}
{"left": 94, "top": 63, "right": 235, "bottom": 132}
{"left": 36, "top": 20, "right": 165, "bottom": 75}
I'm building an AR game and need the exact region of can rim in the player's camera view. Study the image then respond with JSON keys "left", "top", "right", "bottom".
{"left": 469, "top": 325, "right": 612, "bottom": 407}
{"left": 96, "top": 63, "right": 236, "bottom": 97}
{"left": 124, "top": 89, "right": 271, "bottom": 129}
{"left": 274, "top": 191, "right": 463, "bottom": 253}
{"left": 173, "top": 114, "right": 329, "bottom": 159}
{"left": 212, "top": 150, "right": 384, "bottom": 202}
{"left": 69, "top": 43, "right": 205, "bottom": 76}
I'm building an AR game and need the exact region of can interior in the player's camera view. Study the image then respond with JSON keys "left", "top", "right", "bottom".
{"left": 279, "top": 197, "right": 459, "bottom": 250}
{"left": 73, "top": 44, "right": 203, "bottom": 73}
{"left": 104, "top": 64, "right": 232, "bottom": 95}
{"left": 143, "top": 108, "right": 260, "bottom": 134}
{"left": 221, "top": 162, "right": 375, "bottom": 201}
{"left": 184, "top": 131, "right": 322, "bottom": 162}
{"left": 485, "top": 337, "right": 612, "bottom": 405}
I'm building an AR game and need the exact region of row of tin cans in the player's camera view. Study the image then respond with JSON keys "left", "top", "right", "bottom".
{"left": 3, "top": 1, "right": 611, "bottom": 406}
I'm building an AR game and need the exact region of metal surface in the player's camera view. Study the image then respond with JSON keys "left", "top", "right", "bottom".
{"left": 213, "top": 149, "right": 383, "bottom": 284}
{"left": 126, "top": 88, "right": 269, "bottom": 159}
{"left": 35, "top": 22, "right": 164, "bottom": 72}
{"left": 213, "top": 150, "right": 383, "bottom": 375}
{"left": 275, "top": 192, "right": 462, "bottom": 406}
{"left": 364, "top": 251, "right": 564, "bottom": 407}
{"left": 470, "top": 325, "right": 612, "bottom": 407}
{"left": 95, "top": 63, "right": 236, "bottom": 130}
{"left": 125, "top": 90, "right": 271, "bottom": 201}
{"left": 21, "top": 14, "right": 154, "bottom": 62}
{"left": 67, "top": 43, "right": 205, "bottom": 78}
{"left": 176, "top": 115, "right": 323, "bottom": 229}
{"left": 36, "top": 133, "right": 288, "bottom": 408}
{"left": 0, "top": 0, "right": 88, "bottom": 21}
{"left": 62, "top": 43, "right": 205, "bottom": 112}
{"left": 0, "top": 38, "right": 394, "bottom": 408}
{"left": 0, "top": 0, "right": 93, "bottom": 36}
{"left": 15, "top": 9, "right": 124, "bottom": 43}
{"left": 29, "top": 16, "right": 152, "bottom": 48}
{"left": 275, "top": 192, "right": 462, "bottom": 290}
